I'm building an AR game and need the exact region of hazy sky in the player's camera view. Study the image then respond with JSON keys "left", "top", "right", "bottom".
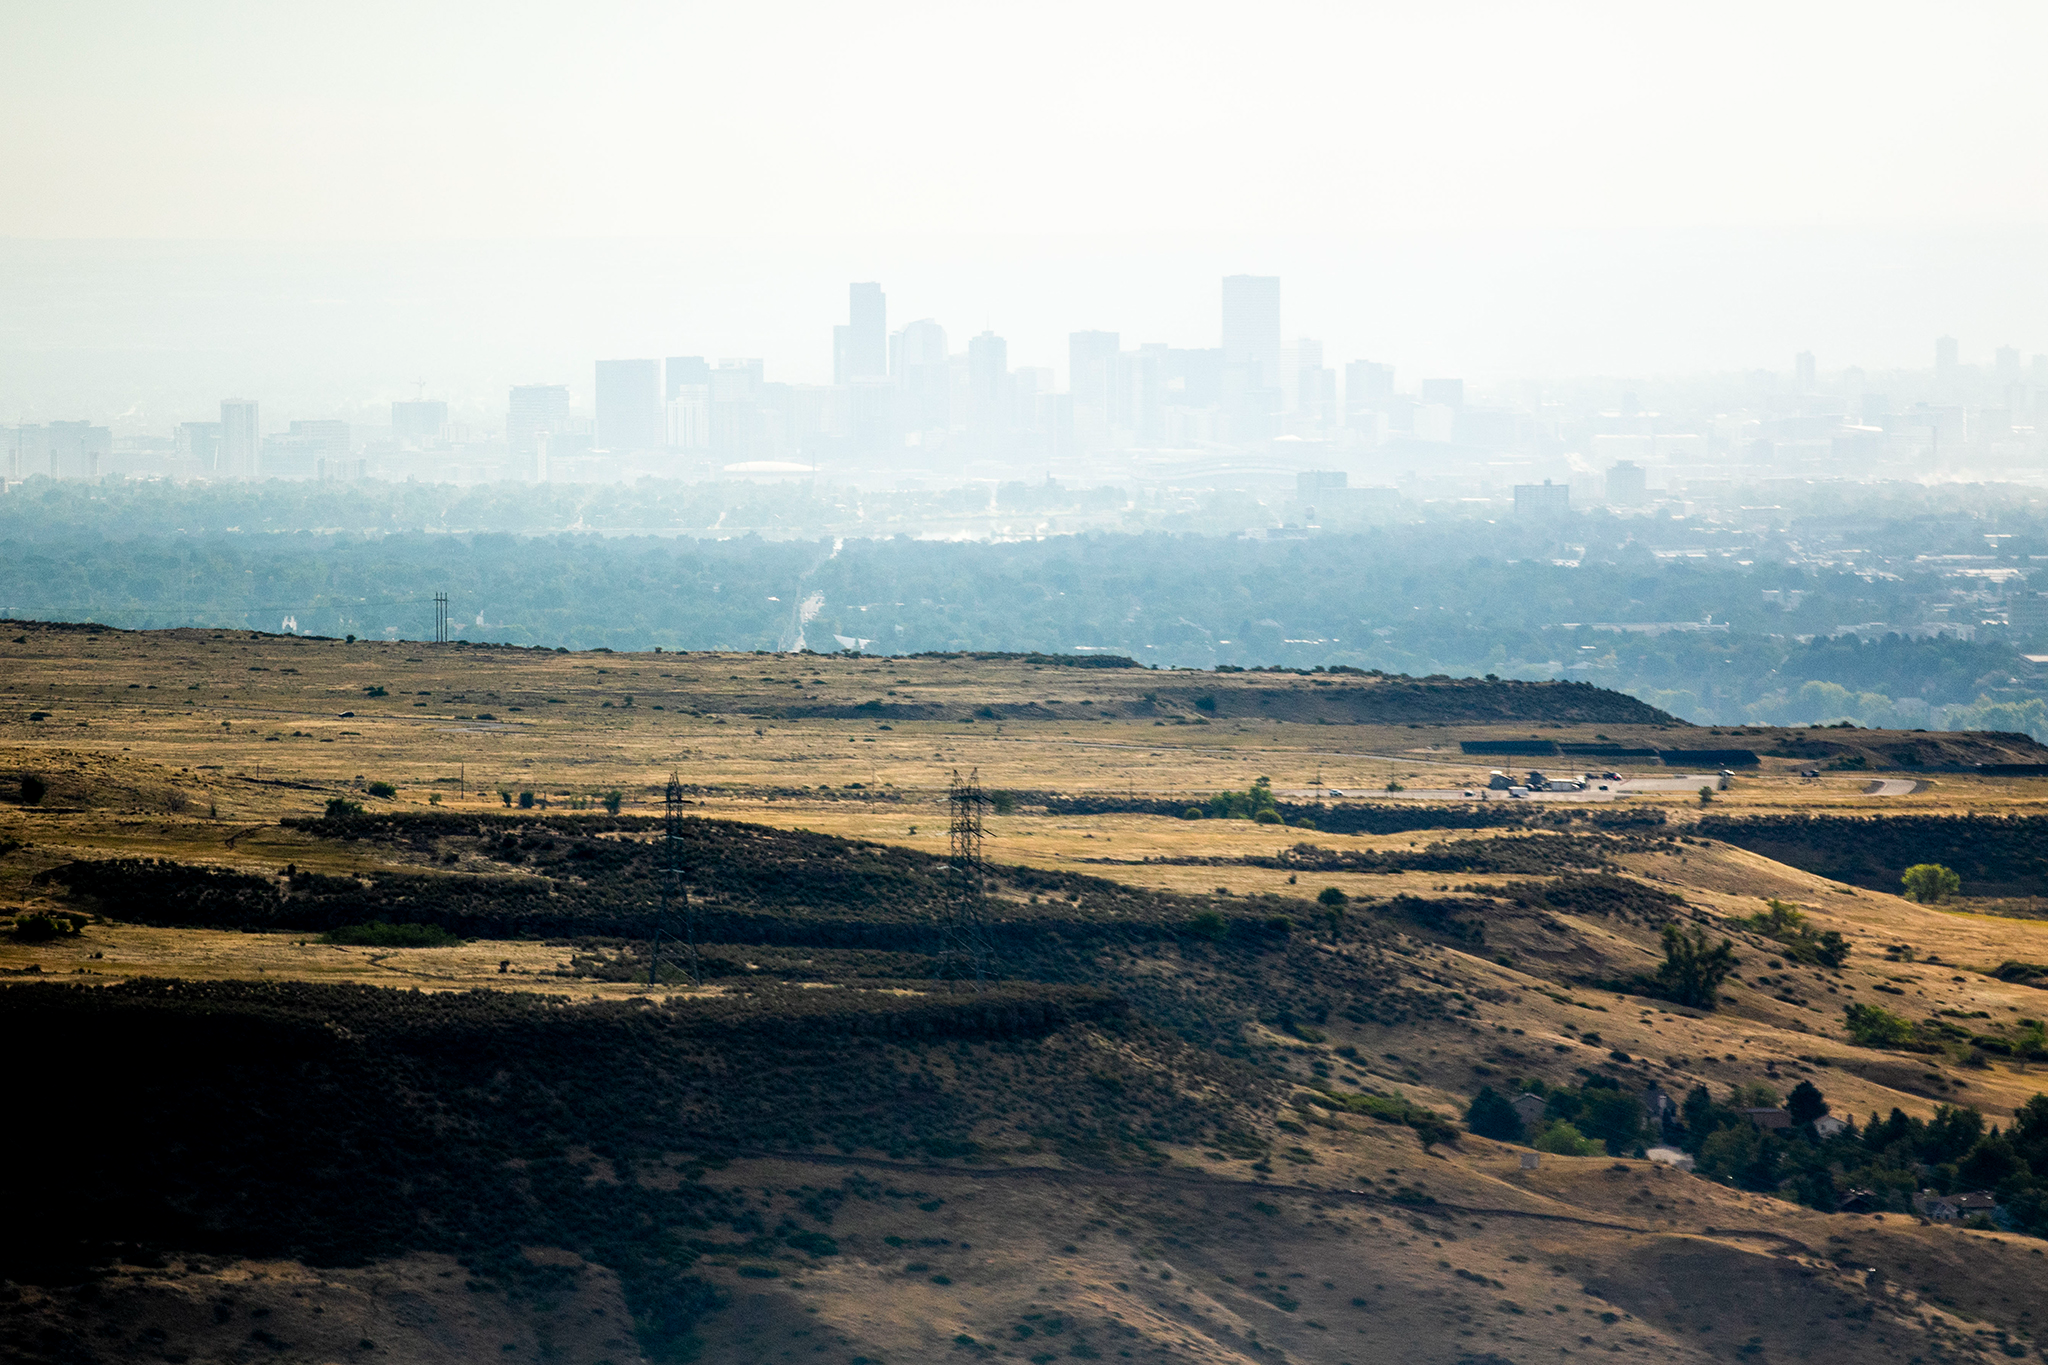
{"left": 4, "top": 2, "right": 2048, "bottom": 416}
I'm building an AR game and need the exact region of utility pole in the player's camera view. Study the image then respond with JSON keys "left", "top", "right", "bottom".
{"left": 942, "top": 768, "right": 995, "bottom": 988}
{"left": 651, "top": 770, "right": 696, "bottom": 988}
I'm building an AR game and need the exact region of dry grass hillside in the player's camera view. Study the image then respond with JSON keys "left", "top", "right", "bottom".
{"left": 5, "top": 624, "right": 2048, "bottom": 1365}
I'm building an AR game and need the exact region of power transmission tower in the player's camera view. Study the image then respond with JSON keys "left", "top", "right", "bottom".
{"left": 650, "top": 771, "right": 696, "bottom": 988}
{"left": 940, "top": 768, "right": 997, "bottom": 988}
{"left": 433, "top": 592, "right": 449, "bottom": 644}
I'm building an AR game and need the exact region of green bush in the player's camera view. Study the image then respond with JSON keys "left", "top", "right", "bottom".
{"left": 603, "top": 790, "right": 624, "bottom": 815}
{"left": 1655, "top": 923, "right": 1738, "bottom": 1008}
{"left": 321, "top": 921, "right": 462, "bottom": 948}
{"left": 1465, "top": 1086, "right": 1524, "bottom": 1142}
{"left": 1317, "top": 886, "right": 1348, "bottom": 908}
{"left": 324, "top": 796, "right": 365, "bottom": 821}
{"left": 1533, "top": 1121, "right": 1596, "bottom": 1156}
{"left": 1844, "top": 1001, "right": 1919, "bottom": 1048}
{"left": 365, "top": 781, "right": 397, "bottom": 799}
{"left": 1185, "top": 911, "right": 1228, "bottom": 941}
{"left": 12, "top": 911, "right": 84, "bottom": 942}
{"left": 1253, "top": 809, "right": 1282, "bottom": 825}
{"left": 1901, "top": 863, "right": 1961, "bottom": 903}
{"left": 1180, "top": 807, "right": 1203, "bottom": 820}
{"left": 1743, "top": 899, "right": 1851, "bottom": 967}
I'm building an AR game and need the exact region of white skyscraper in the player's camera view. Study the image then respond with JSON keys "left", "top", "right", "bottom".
{"left": 220, "top": 400, "right": 259, "bottom": 480}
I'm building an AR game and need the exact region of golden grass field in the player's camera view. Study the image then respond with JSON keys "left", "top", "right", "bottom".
{"left": 9, "top": 622, "right": 2048, "bottom": 1364}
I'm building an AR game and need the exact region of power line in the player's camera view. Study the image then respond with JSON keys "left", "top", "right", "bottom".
{"left": 939, "top": 767, "right": 997, "bottom": 989}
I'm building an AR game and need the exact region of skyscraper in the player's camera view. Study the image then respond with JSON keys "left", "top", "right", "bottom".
{"left": 1068, "top": 330, "right": 1121, "bottom": 445}
{"left": 894, "top": 320, "right": 950, "bottom": 435}
{"left": 1936, "top": 336, "right": 1959, "bottom": 372}
{"left": 1221, "top": 275, "right": 1281, "bottom": 386}
{"left": 968, "top": 331, "right": 1009, "bottom": 440}
{"left": 834, "top": 283, "right": 887, "bottom": 383}
{"left": 220, "top": 400, "right": 259, "bottom": 479}
{"left": 392, "top": 400, "right": 447, "bottom": 444}
{"left": 595, "top": 358, "right": 664, "bottom": 452}
{"left": 507, "top": 384, "right": 570, "bottom": 481}
{"left": 1795, "top": 351, "right": 1816, "bottom": 391}
{"left": 665, "top": 357, "right": 712, "bottom": 452}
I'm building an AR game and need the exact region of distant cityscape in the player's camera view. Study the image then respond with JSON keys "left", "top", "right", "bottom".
{"left": 5, "top": 276, "right": 2045, "bottom": 514}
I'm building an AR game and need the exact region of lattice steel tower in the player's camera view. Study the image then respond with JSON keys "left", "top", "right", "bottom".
{"left": 433, "top": 592, "right": 449, "bottom": 644}
{"left": 941, "top": 768, "right": 997, "bottom": 986}
{"left": 650, "top": 770, "right": 697, "bottom": 987}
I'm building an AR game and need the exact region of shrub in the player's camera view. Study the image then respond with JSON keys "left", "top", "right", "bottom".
{"left": 1533, "top": 1121, "right": 1596, "bottom": 1156}
{"left": 320, "top": 921, "right": 463, "bottom": 948}
{"left": 1901, "top": 863, "right": 1961, "bottom": 903}
{"left": 1743, "top": 899, "right": 1851, "bottom": 968}
{"left": 1180, "top": 807, "right": 1203, "bottom": 820}
{"left": 1185, "top": 911, "right": 1228, "bottom": 942}
{"left": 1844, "top": 1002, "right": 1919, "bottom": 1049}
{"left": 1316, "top": 886, "right": 1348, "bottom": 909}
{"left": 20, "top": 773, "right": 47, "bottom": 805}
{"left": 12, "top": 911, "right": 84, "bottom": 942}
{"left": 1654, "top": 923, "right": 1738, "bottom": 1008}
{"left": 603, "top": 790, "right": 624, "bottom": 815}
{"left": 323, "top": 796, "right": 365, "bottom": 821}
{"left": 518, "top": 791, "right": 535, "bottom": 809}
{"left": 365, "top": 782, "right": 398, "bottom": 799}
{"left": 364, "top": 685, "right": 388, "bottom": 698}
{"left": 1465, "top": 1086, "right": 1524, "bottom": 1142}
{"left": 990, "top": 791, "right": 1016, "bottom": 815}
{"left": 1253, "top": 810, "right": 1282, "bottom": 825}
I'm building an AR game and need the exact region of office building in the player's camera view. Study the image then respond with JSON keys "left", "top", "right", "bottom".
{"left": 665, "top": 356, "right": 711, "bottom": 398}
{"left": 220, "top": 400, "right": 260, "bottom": 479}
{"left": 968, "top": 331, "right": 1009, "bottom": 439}
{"left": 1936, "top": 336, "right": 1959, "bottom": 372}
{"left": 1795, "top": 351, "right": 1816, "bottom": 391}
{"left": 507, "top": 384, "right": 571, "bottom": 481}
{"left": 176, "top": 421, "right": 222, "bottom": 472}
{"left": 834, "top": 282, "right": 887, "bottom": 383}
{"left": 1221, "top": 275, "right": 1280, "bottom": 386}
{"left": 1606, "top": 460, "right": 1648, "bottom": 504}
{"left": 391, "top": 400, "right": 447, "bottom": 444}
{"left": 1345, "top": 361, "right": 1394, "bottom": 428}
{"left": 1419, "top": 377, "right": 1465, "bottom": 409}
{"left": 5, "top": 425, "right": 48, "bottom": 479}
{"left": 595, "top": 358, "right": 664, "bottom": 452}
{"left": 894, "top": 321, "right": 950, "bottom": 436}
{"left": 1514, "top": 479, "right": 1570, "bottom": 517}
{"left": 1069, "top": 330, "right": 1121, "bottom": 444}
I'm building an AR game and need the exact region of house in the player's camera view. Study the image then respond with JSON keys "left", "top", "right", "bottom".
{"left": 1913, "top": 1189, "right": 1999, "bottom": 1223}
{"left": 1643, "top": 1085, "right": 1678, "bottom": 1135}
{"left": 1740, "top": 1107, "right": 1793, "bottom": 1131}
{"left": 1813, "top": 1114, "right": 1849, "bottom": 1139}
{"left": 1646, "top": 1145, "right": 1695, "bottom": 1172}
{"left": 1510, "top": 1093, "right": 1548, "bottom": 1131}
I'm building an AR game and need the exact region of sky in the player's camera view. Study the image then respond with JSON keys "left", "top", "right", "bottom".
{"left": 4, "top": 1, "right": 2048, "bottom": 418}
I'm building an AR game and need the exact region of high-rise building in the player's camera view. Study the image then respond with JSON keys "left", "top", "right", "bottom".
{"left": 834, "top": 283, "right": 887, "bottom": 383}
{"left": 1936, "top": 336, "right": 1959, "bottom": 372}
{"left": 1795, "top": 351, "right": 1816, "bottom": 391}
{"left": 892, "top": 321, "right": 950, "bottom": 436}
{"left": 1513, "top": 479, "right": 1570, "bottom": 517}
{"left": 1419, "top": 378, "right": 1465, "bottom": 409}
{"left": 392, "top": 400, "right": 447, "bottom": 444}
{"left": 175, "top": 421, "right": 221, "bottom": 472}
{"left": 1345, "top": 361, "right": 1394, "bottom": 423}
{"left": 968, "top": 331, "right": 1009, "bottom": 440}
{"left": 1221, "top": 275, "right": 1281, "bottom": 386}
{"left": 1069, "top": 330, "right": 1121, "bottom": 444}
{"left": 1606, "top": 460, "right": 1648, "bottom": 505}
{"left": 220, "top": 400, "right": 259, "bottom": 479}
{"left": 507, "top": 384, "right": 570, "bottom": 480}
{"left": 664, "top": 356, "right": 711, "bottom": 398}
{"left": 1281, "top": 337, "right": 1322, "bottom": 415}
{"left": 1997, "top": 345, "right": 2022, "bottom": 381}
{"left": 46, "top": 421, "right": 111, "bottom": 480}
{"left": 595, "top": 358, "right": 664, "bottom": 452}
